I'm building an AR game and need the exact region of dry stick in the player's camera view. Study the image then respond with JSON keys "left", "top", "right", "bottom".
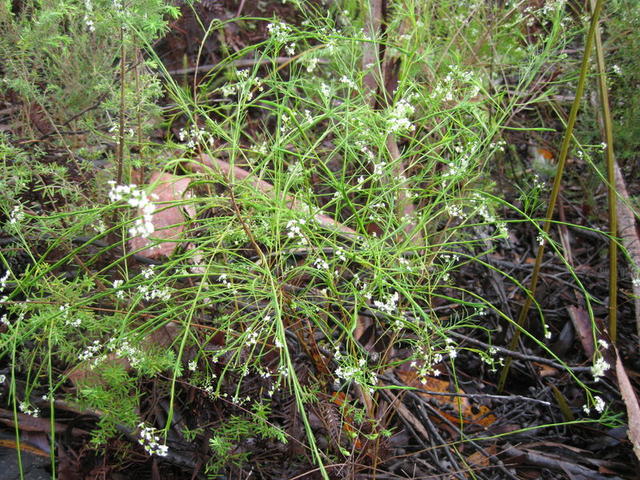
{"left": 361, "top": 0, "right": 383, "bottom": 106}
{"left": 408, "top": 392, "right": 520, "bottom": 480}
{"left": 501, "top": 445, "right": 609, "bottom": 479}
{"left": 497, "top": 0, "right": 606, "bottom": 392}
{"left": 589, "top": 0, "right": 620, "bottom": 342}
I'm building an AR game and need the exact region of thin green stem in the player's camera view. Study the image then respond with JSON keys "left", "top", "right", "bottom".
{"left": 116, "top": 26, "right": 126, "bottom": 186}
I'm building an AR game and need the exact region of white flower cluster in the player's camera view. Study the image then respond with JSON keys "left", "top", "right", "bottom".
{"left": 112, "top": 279, "right": 125, "bottom": 299}
{"left": 320, "top": 83, "right": 331, "bottom": 98}
{"left": 0, "top": 269, "right": 9, "bottom": 294}
{"left": 246, "top": 327, "right": 260, "bottom": 346}
{"left": 78, "top": 340, "right": 102, "bottom": 362}
{"left": 19, "top": 401, "right": 40, "bottom": 417}
{"left": 107, "top": 338, "right": 144, "bottom": 369}
{"left": 138, "top": 423, "right": 169, "bottom": 457}
{"left": 218, "top": 273, "right": 232, "bottom": 288}
{"left": 313, "top": 257, "right": 329, "bottom": 270}
{"left": 8, "top": 205, "right": 25, "bottom": 225}
{"left": 446, "top": 203, "right": 463, "bottom": 218}
{"left": 305, "top": 56, "right": 319, "bottom": 73}
{"left": 445, "top": 152, "right": 471, "bottom": 179}
{"left": 286, "top": 219, "right": 307, "bottom": 244}
{"left": 387, "top": 98, "right": 415, "bottom": 133}
{"left": 583, "top": 395, "right": 606, "bottom": 415}
{"left": 220, "top": 70, "right": 264, "bottom": 101}
{"left": 340, "top": 75, "right": 357, "bottom": 89}
{"left": 178, "top": 125, "right": 213, "bottom": 149}
{"left": 444, "top": 337, "right": 458, "bottom": 360}
{"left": 479, "top": 346, "right": 504, "bottom": 374}
{"left": 333, "top": 347, "right": 377, "bottom": 393}
{"left": 373, "top": 291, "right": 400, "bottom": 314}
{"left": 591, "top": 356, "right": 610, "bottom": 382}
{"left": 267, "top": 21, "right": 292, "bottom": 43}
{"left": 411, "top": 338, "right": 453, "bottom": 384}
{"left": 59, "top": 303, "right": 81, "bottom": 327}
{"left": 108, "top": 182, "right": 156, "bottom": 238}
{"left": 471, "top": 192, "right": 509, "bottom": 239}
{"left": 431, "top": 65, "right": 479, "bottom": 102}
{"left": 138, "top": 284, "right": 171, "bottom": 302}
{"left": 540, "top": 0, "right": 566, "bottom": 17}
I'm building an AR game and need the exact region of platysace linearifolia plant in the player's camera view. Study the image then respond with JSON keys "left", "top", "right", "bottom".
{"left": 0, "top": 0, "right": 633, "bottom": 477}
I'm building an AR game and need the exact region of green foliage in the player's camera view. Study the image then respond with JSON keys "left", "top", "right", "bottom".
{"left": 0, "top": 0, "right": 173, "bottom": 141}
{"left": 606, "top": 0, "right": 640, "bottom": 165}
{"left": 206, "top": 401, "right": 286, "bottom": 474}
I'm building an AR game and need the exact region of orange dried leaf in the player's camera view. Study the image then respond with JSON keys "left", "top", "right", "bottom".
{"left": 396, "top": 368, "right": 496, "bottom": 428}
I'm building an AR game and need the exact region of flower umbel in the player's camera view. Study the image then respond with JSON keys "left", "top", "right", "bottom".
{"left": 138, "top": 423, "right": 169, "bottom": 457}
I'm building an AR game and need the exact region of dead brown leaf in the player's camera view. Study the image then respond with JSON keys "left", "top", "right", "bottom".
{"left": 129, "top": 171, "right": 195, "bottom": 258}
{"left": 614, "top": 347, "right": 640, "bottom": 461}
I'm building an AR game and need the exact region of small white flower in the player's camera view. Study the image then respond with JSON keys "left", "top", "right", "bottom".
{"left": 313, "top": 257, "right": 329, "bottom": 270}
{"left": 66, "top": 317, "right": 82, "bottom": 327}
{"left": 267, "top": 21, "right": 292, "bottom": 43}
{"left": 340, "top": 75, "right": 357, "bottom": 89}
{"left": 591, "top": 356, "right": 610, "bottom": 382}
{"left": 8, "top": 205, "right": 25, "bottom": 225}
{"left": 18, "top": 401, "right": 40, "bottom": 417}
{"left": 0, "top": 270, "right": 9, "bottom": 293}
{"left": 138, "top": 423, "right": 169, "bottom": 457}
{"left": 387, "top": 98, "right": 415, "bottom": 133}
{"left": 188, "top": 360, "right": 197, "bottom": 371}
{"left": 594, "top": 396, "right": 605, "bottom": 413}
{"left": 320, "top": 83, "right": 331, "bottom": 98}
{"left": 141, "top": 266, "right": 155, "bottom": 279}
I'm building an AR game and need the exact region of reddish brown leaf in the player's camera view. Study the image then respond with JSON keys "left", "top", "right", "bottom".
{"left": 615, "top": 347, "right": 640, "bottom": 461}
